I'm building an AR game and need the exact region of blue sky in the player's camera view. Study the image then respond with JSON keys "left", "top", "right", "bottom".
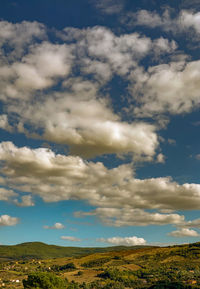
{"left": 0, "top": 0, "right": 200, "bottom": 247}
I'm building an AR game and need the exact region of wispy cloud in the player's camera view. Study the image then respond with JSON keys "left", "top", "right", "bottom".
{"left": 196, "top": 154, "right": 200, "bottom": 160}
{"left": 92, "top": 0, "right": 125, "bottom": 15}
{"left": 14, "top": 195, "right": 35, "bottom": 207}
{"left": 61, "top": 236, "right": 81, "bottom": 242}
{"left": 123, "top": 9, "right": 200, "bottom": 35}
{"left": 44, "top": 223, "right": 65, "bottom": 230}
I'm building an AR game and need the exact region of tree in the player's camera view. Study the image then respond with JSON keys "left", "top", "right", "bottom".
{"left": 23, "top": 272, "right": 67, "bottom": 289}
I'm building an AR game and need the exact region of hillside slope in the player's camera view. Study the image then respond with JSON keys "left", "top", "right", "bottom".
{"left": 0, "top": 242, "right": 154, "bottom": 260}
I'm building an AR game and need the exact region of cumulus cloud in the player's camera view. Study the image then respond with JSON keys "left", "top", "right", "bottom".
{"left": 0, "top": 142, "right": 200, "bottom": 227}
{"left": 60, "top": 26, "right": 176, "bottom": 77}
{"left": 168, "top": 228, "right": 199, "bottom": 237}
{"left": 0, "top": 215, "right": 19, "bottom": 226}
{"left": 13, "top": 42, "right": 72, "bottom": 91}
{"left": 98, "top": 236, "right": 146, "bottom": 246}
{"left": 2, "top": 42, "right": 73, "bottom": 99}
{"left": 0, "top": 21, "right": 178, "bottom": 159}
{"left": 61, "top": 236, "right": 81, "bottom": 242}
{"left": 0, "top": 20, "right": 200, "bottom": 231}
{"left": 44, "top": 222, "right": 65, "bottom": 230}
{"left": 130, "top": 60, "right": 200, "bottom": 117}
{"left": 0, "top": 21, "right": 46, "bottom": 58}
{"left": 7, "top": 83, "right": 159, "bottom": 159}
{"left": 83, "top": 208, "right": 186, "bottom": 227}
{"left": 0, "top": 21, "right": 168, "bottom": 159}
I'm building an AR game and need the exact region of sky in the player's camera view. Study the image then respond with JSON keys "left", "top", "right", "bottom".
{"left": 0, "top": 0, "right": 200, "bottom": 247}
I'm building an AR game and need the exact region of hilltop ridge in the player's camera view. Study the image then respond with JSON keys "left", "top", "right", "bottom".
{"left": 0, "top": 241, "right": 155, "bottom": 261}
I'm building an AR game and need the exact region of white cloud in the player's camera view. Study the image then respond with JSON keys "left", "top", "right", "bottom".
{"left": 180, "top": 218, "right": 200, "bottom": 228}
{"left": 44, "top": 222, "right": 65, "bottom": 230}
{"left": 14, "top": 195, "right": 35, "bottom": 207}
{"left": 0, "top": 115, "right": 12, "bottom": 132}
{"left": 8, "top": 83, "right": 159, "bottom": 159}
{"left": 156, "top": 153, "right": 165, "bottom": 163}
{"left": 0, "top": 21, "right": 46, "bottom": 58}
{"left": 5, "top": 42, "right": 73, "bottom": 97}
{"left": 80, "top": 208, "right": 185, "bottom": 227}
{"left": 98, "top": 236, "right": 146, "bottom": 246}
{"left": 60, "top": 26, "right": 175, "bottom": 77}
{"left": 0, "top": 21, "right": 178, "bottom": 158}
{"left": 0, "top": 142, "right": 200, "bottom": 228}
{"left": 125, "top": 9, "right": 200, "bottom": 35}
{"left": 0, "top": 187, "right": 18, "bottom": 201}
{"left": 130, "top": 60, "right": 200, "bottom": 117}
{"left": 0, "top": 215, "right": 19, "bottom": 226}
{"left": 126, "top": 9, "right": 164, "bottom": 28}
{"left": 0, "top": 20, "right": 200, "bottom": 230}
{"left": 61, "top": 236, "right": 81, "bottom": 242}
{"left": 179, "top": 10, "right": 200, "bottom": 33}
{"left": 168, "top": 228, "right": 199, "bottom": 237}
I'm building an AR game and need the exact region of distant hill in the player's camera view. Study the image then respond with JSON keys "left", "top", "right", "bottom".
{"left": 0, "top": 242, "right": 154, "bottom": 261}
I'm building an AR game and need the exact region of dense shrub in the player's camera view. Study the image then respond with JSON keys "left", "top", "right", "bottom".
{"left": 23, "top": 272, "right": 67, "bottom": 288}
{"left": 97, "top": 268, "right": 138, "bottom": 287}
{"left": 148, "top": 281, "right": 191, "bottom": 289}
{"left": 81, "top": 258, "right": 110, "bottom": 268}
{"left": 51, "top": 262, "right": 76, "bottom": 272}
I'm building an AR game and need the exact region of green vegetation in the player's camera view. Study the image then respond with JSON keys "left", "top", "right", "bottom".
{"left": 2, "top": 242, "right": 200, "bottom": 288}
{"left": 23, "top": 272, "right": 67, "bottom": 288}
{"left": 81, "top": 257, "right": 110, "bottom": 268}
{"left": 51, "top": 262, "right": 76, "bottom": 272}
{"left": 0, "top": 242, "right": 151, "bottom": 261}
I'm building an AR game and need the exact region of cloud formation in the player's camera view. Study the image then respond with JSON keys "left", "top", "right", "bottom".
{"left": 14, "top": 195, "right": 35, "bottom": 207}
{"left": 10, "top": 89, "right": 158, "bottom": 159}
{"left": 61, "top": 236, "right": 81, "bottom": 242}
{"left": 124, "top": 9, "right": 200, "bottom": 35}
{"left": 98, "top": 236, "right": 146, "bottom": 246}
{"left": 0, "top": 19, "right": 200, "bottom": 235}
{"left": 0, "top": 21, "right": 169, "bottom": 159}
{"left": 0, "top": 142, "right": 200, "bottom": 227}
{"left": 0, "top": 20, "right": 46, "bottom": 58}
{"left": 0, "top": 215, "right": 19, "bottom": 226}
{"left": 0, "top": 188, "right": 17, "bottom": 202}
{"left": 84, "top": 208, "right": 185, "bottom": 227}
{"left": 92, "top": 0, "right": 124, "bottom": 15}
{"left": 168, "top": 228, "right": 199, "bottom": 237}
{"left": 44, "top": 223, "right": 65, "bottom": 230}
{"left": 130, "top": 60, "right": 200, "bottom": 117}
